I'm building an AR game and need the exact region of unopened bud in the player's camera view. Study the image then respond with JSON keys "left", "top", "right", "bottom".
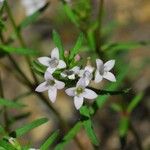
{"left": 75, "top": 54, "right": 81, "bottom": 61}
{"left": 86, "top": 57, "right": 91, "bottom": 66}
{"left": 64, "top": 50, "right": 69, "bottom": 57}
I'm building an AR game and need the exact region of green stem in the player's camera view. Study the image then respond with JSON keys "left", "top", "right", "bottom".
{"left": 0, "top": 30, "right": 67, "bottom": 132}
{"left": 4, "top": 0, "right": 38, "bottom": 84}
{"left": 95, "top": 0, "right": 104, "bottom": 58}
{"left": 0, "top": 73, "right": 9, "bottom": 132}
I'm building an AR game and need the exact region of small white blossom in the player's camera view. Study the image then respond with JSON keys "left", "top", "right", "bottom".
{"left": 38, "top": 47, "right": 66, "bottom": 73}
{"left": 21, "top": 0, "right": 46, "bottom": 16}
{"left": 35, "top": 71, "right": 65, "bottom": 103}
{"left": 61, "top": 66, "right": 80, "bottom": 80}
{"left": 0, "top": 0, "right": 4, "bottom": 7}
{"left": 79, "top": 65, "right": 94, "bottom": 86}
{"left": 65, "top": 78, "right": 97, "bottom": 110}
{"left": 95, "top": 59, "right": 116, "bottom": 83}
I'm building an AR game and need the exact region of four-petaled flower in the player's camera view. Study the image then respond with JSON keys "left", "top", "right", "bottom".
{"left": 61, "top": 66, "right": 80, "bottom": 80}
{"left": 95, "top": 59, "right": 116, "bottom": 83}
{"left": 38, "top": 47, "right": 66, "bottom": 73}
{"left": 35, "top": 71, "right": 65, "bottom": 103}
{"left": 79, "top": 65, "right": 94, "bottom": 86}
{"left": 65, "top": 78, "right": 97, "bottom": 110}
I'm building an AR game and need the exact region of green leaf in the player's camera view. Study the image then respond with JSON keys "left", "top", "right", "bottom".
{"left": 18, "top": 11, "right": 40, "bottom": 29}
{"left": 118, "top": 116, "right": 129, "bottom": 137}
{"left": 69, "top": 33, "right": 84, "bottom": 60}
{"left": 0, "top": 140, "right": 16, "bottom": 150}
{"left": 32, "top": 60, "right": 46, "bottom": 75}
{"left": 0, "top": 98, "right": 25, "bottom": 108}
{"left": 18, "top": 2, "right": 49, "bottom": 29}
{"left": 102, "top": 41, "right": 150, "bottom": 55}
{"left": 15, "top": 118, "right": 48, "bottom": 137}
{"left": 54, "top": 122, "right": 82, "bottom": 150}
{"left": 111, "top": 103, "right": 123, "bottom": 112}
{"left": 52, "top": 30, "right": 64, "bottom": 59}
{"left": 40, "top": 130, "right": 59, "bottom": 150}
{"left": 127, "top": 93, "right": 144, "bottom": 113}
{"left": 83, "top": 119, "right": 99, "bottom": 146}
{"left": 79, "top": 105, "right": 90, "bottom": 118}
{"left": 63, "top": 4, "right": 79, "bottom": 27}
{"left": 0, "top": 45, "right": 38, "bottom": 56}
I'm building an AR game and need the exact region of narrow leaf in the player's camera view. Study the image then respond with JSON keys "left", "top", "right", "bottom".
{"left": 0, "top": 140, "right": 16, "bottom": 150}
{"left": 127, "top": 93, "right": 144, "bottom": 113}
{"left": 54, "top": 122, "right": 82, "bottom": 150}
{"left": 52, "top": 30, "right": 64, "bottom": 59}
{"left": 0, "top": 45, "right": 38, "bottom": 56}
{"left": 63, "top": 4, "right": 79, "bottom": 27}
{"left": 70, "top": 33, "right": 84, "bottom": 60}
{"left": 83, "top": 119, "right": 99, "bottom": 146}
{"left": 118, "top": 116, "right": 129, "bottom": 137}
{"left": 0, "top": 98, "right": 25, "bottom": 108}
{"left": 102, "top": 41, "right": 150, "bottom": 55}
{"left": 15, "top": 118, "right": 48, "bottom": 137}
{"left": 40, "top": 130, "right": 59, "bottom": 150}
{"left": 111, "top": 103, "right": 123, "bottom": 112}
{"left": 0, "top": 125, "right": 5, "bottom": 134}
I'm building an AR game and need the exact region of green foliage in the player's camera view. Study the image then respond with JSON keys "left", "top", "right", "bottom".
{"left": 111, "top": 103, "right": 123, "bottom": 112}
{"left": 15, "top": 118, "right": 48, "bottom": 137}
{"left": 40, "top": 130, "right": 59, "bottom": 150}
{"left": 52, "top": 30, "right": 64, "bottom": 60}
{"left": 69, "top": 33, "right": 84, "bottom": 60}
{"left": 83, "top": 119, "right": 99, "bottom": 146}
{"left": 54, "top": 122, "right": 82, "bottom": 150}
{"left": 63, "top": 4, "right": 79, "bottom": 27}
{"left": 118, "top": 116, "right": 129, "bottom": 137}
{"left": 127, "top": 93, "right": 144, "bottom": 113}
{"left": 0, "top": 98, "right": 25, "bottom": 109}
{"left": 0, "top": 45, "right": 38, "bottom": 56}
{"left": 102, "top": 41, "right": 150, "bottom": 55}
{"left": 0, "top": 140, "right": 16, "bottom": 150}
{"left": 18, "top": 11, "right": 40, "bottom": 30}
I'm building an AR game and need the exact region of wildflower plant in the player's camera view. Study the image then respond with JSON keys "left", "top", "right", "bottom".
{"left": 0, "top": 0, "right": 149, "bottom": 150}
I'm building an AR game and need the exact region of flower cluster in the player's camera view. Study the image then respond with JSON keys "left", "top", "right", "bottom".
{"left": 35, "top": 47, "right": 116, "bottom": 110}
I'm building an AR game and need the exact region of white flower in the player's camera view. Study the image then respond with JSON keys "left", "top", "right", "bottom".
{"left": 79, "top": 65, "right": 94, "bottom": 86}
{"left": 65, "top": 78, "right": 97, "bottom": 110}
{"left": 29, "top": 149, "right": 39, "bottom": 150}
{"left": 95, "top": 59, "right": 116, "bottom": 83}
{"left": 35, "top": 71, "right": 65, "bottom": 103}
{"left": 61, "top": 66, "right": 80, "bottom": 80}
{"left": 38, "top": 47, "right": 66, "bottom": 73}
{"left": 0, "top": 0, "right": 4, "bottom": 7}
{"left": 21, "top": 0, "right": 46, "bottom": 16}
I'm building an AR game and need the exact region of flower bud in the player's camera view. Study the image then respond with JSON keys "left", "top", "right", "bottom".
{"left": 75, "top": 54, "right": 81, "bottom": 61}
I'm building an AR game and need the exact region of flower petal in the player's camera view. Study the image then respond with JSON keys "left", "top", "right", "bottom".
{"left": 38, "top": 57, "right": 51, "bottom": 66}
{"left": 96, "top": 59, "right": 103, "bottom": 69}
{"left": 103, "top": 72, "right": 116, "bottom": 82}
{"left": 104, "top": 60, "right": 115, "bottom": 71}
{"left": 65, "top": 88, "right": 75, "bottom": 96}
{"left": 77, "top": 78, "right": 86, "bottom": 87}
{"left": 68, "top": 74, "right": 75, "bottom": 80}
{"left": 55, "top": 80, "right": 65, "bottom": 89}
{"left": 74, "top": 96, "right": 84, "bottom": 110}
{"left": 83, "top": 89, "right": 98, "bottom": 99}
{"left": 94, "top": 70, "right": 103, "bottom": 83}
{"left": 46, "top": 67, "right": 56, "bottom": 74}
{"left": 51, "top": 47, "right": 59, "bottom": 59}
{"left": 85, "top": 66, "right": 94, "bottom": 73}
{"left": 35, "top": 81, "right": 48, "bottom": 92}
{"left": 48, "top": 87, "right": 57, "bottom": 103}
{"left": 61, "top": 72, "right": 67, "bottom": 78}
{"left": 44, "top": 71, "right": 53, "bottom": 80}
{"left": 71, "top": 66, "right": 80, "bottom": 73}
{"left": 57, "top": 60, "right": 66, "bottom": 69}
